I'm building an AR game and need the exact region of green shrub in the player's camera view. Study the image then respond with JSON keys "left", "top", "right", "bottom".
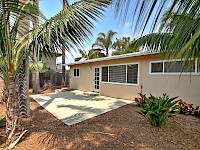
{"left": 0, "top": 117, "right": 5, "bottom": 125}
{"left": 138, "top": 94, "right": 180, "bottom": 127}
{"left": 178, "top": 100, "right": 200, "bottom": 118}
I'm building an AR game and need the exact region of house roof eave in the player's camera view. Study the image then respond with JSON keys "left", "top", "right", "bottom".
{"left": 67, "top": 52, "right": 160, "bottom": 66}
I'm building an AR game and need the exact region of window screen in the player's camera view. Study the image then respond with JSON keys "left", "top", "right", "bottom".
{"left": 109, "top": 65, "right": 126, "bottom": 83}
{"left": 102, "top": 66, "right": 108, "bottom": 82}
{"left": 151, "top": 62, "right": 163, "bottom": 73}
{"left": 164, "top": 61, "right": 195, "bottom": 73}
{"left": 127, "top": 64, "right": 138, "bottom": 84}
{"left": 101, "top": 64, "right": 139, "bottom": 85}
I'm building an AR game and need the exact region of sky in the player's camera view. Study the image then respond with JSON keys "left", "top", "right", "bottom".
{"left": 39, "top": 0, "right": 135, "bottom": 64}
{"left": 39, "top": 0, "right": 164, "bottom": 64}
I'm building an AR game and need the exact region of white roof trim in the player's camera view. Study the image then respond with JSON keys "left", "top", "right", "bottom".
{"left": 67, "top": 52, "right": 159, "bottom": 66}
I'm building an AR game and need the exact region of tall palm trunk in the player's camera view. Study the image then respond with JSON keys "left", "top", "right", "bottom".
{"left": 6, "top": 70, "right": 27, "bottom": 149}
{"left": 17, "top": 0, "right": 30, "bottom": 117}
{"left": 18, "top": 59, "right": 30, "bottom": 117}
{"left": 32, "top": 0, "right": 40, "bottom": 93}
{"left": 62, "top": 0, "right": 67, "bottom": 86}
{"left": 106, "top": 48, "right": 109, "bottom": 57}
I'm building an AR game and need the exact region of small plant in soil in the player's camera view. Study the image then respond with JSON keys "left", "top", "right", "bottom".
{"left": 135, "top": 84, "right": 146, "bottom": 105}
{"left": 138, "top": 94, "right": 180, "bottom": 127}
{"left": 0, "top": 117, "right": 6, "bottom": 127}
{"left": 178, "top": 100, "right": 200, "bottom": 118}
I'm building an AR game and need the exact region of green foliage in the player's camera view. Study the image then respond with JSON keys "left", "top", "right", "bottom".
{"left": 92, "top": 30, "right": 117, "bottom": 56}
{"left": 112, "top": 37, "right": 138, "bottom": 56}
{"left": 138, "top": 94, "right": 180, "bottom": 127}
{"left": 114, "top": 0, "right": 200, "bottom": 71}
{"left": 178, "top": 100, "right": 200, "bottom": 118}
{"left": 76, "top": 49, "right": 105, "bottom": 60}
{"left": 112, "top": 48, "right": 138, "bottom": 56}
{"left": 0, "top": 117, "right": 6, "bottom": 125}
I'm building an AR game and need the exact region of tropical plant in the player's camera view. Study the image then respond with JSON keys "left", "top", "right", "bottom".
{"left": 134, "top": 84, "right": 146, "bottom": 105}
{"left": 0, "top": 0, "right": 112, "bottom": 148}
{"left": 114, "top": 0, "right": 200, "bottom": 68}
{"left": 112, "top": 37, "right": 130, "bottom": 51}
{"left": 77, "top": 49, "right": 105, "bottom": 60}
{"left": 92, "top": 30, "right": 117, "bottom": 57}
{"left": 178, "top": 100, "right": 200, "bottom": 118}
{"left": 112, "top": 37, "right": 138, "bottom": 55}
{"left": 138, "top": 94, "right": 180, "bottom": 127}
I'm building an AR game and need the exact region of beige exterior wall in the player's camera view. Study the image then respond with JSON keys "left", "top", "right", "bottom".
{"left": 69, "top": 54, "right": 200, "bottom": 105}
{"left": 70, "top": 64, "right": 93, "bottom": 91}
{"left": 41, "top": 54, "right": 57, "bottom": 71}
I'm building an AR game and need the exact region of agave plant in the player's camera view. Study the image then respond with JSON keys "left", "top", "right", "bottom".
{"left": 138, "top": 94, "right": 180, "bottom": 127}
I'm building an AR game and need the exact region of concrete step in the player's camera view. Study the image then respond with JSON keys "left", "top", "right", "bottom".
{"left": 83, "top": 92, "right": 99, "bottom": 97}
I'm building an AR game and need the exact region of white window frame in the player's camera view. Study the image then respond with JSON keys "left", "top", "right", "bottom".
{"left": 101, "top": 62, "right": 140, "bottom": 86}
{"left": 149, "top": 59, "right": 200, "bottom": 75}
{"left": 73, "top": 68, "right": 80, "bottom": 78}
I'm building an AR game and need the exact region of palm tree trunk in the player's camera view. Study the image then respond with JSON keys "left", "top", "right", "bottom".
{"left": 106, "top": 48, "right": 109, "bottom": 57}
{"left": 17, "top": 0, "right": 30, "bottom": 117}
{"left": 32, "top": 0, "right": 40, "bottom": 93}
{"left": 62, "top": 0, "right": 67, "bottom": 86}
{"left": 18, "top": 59, "right": 30, "bottom": 117}
{"left": 6, "top": 71, "right": 27, "bottom": 149}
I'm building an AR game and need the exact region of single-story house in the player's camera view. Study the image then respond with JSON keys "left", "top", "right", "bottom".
{"left": 68, "top": 52, "right": 200, "bottom": 105}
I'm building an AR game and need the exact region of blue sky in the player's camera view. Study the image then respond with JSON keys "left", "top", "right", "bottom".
{"left": 39, "top": 0, "right": 166, "bottom": 64}
{"left": 40, "top": 0, "right": 134, "bottom": 62}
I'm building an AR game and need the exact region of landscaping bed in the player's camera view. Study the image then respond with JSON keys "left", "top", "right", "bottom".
{"left": 0, "top": 98, "right": 200, "bottom": 150}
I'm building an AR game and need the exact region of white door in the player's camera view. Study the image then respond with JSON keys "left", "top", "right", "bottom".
{"left": 93, "top": 67, "right": 100, "bottom": 92}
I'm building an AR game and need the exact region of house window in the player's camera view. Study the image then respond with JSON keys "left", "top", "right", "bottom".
{"left": 101, "top": 63, "right": 139, "bottom": 85}
{"left": 73, "top": 68, "right": 80, "bottom": 77}
{"left": 127, "top": 64, "right": 138, "bottom": 84}
{"left": 150, "top": 60, "right": 197, "bottom": 74}
{"left": 164, "top": 61, "right": 195, "bottom": 73}
{"left": 102, "top": 66, "right": 108, "bottom": 82}
{"left": 109, "top": 65, "right": 126, "bottom": 83}
{"left": 151, "top": 62, "right": 163, "bottom": 73}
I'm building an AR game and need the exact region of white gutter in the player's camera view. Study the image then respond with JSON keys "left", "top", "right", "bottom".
{"left": 67, "top": 52, "right": 159, "bottom": 66}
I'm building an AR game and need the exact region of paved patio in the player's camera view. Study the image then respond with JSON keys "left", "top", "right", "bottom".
{"left": 31, "top": 90, "right": 134, "bottom": 125}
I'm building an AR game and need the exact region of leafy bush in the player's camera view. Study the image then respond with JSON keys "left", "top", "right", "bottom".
{"left": 0, "top": 117, "right": 6, "bottom": 127}
{"left": 138, "top": 94, "right": 180, "bottom": 127}
{"left": 178, "top": 100, "right": 200, "bottom": 118}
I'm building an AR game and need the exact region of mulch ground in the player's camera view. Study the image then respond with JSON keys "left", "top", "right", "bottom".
{"left": 0, "top": 97, "right": 200, "bottom": 150}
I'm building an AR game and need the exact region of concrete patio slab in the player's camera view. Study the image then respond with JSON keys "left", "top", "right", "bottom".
{"left": 30, "top": 90, "right": 134, "bottom": 125}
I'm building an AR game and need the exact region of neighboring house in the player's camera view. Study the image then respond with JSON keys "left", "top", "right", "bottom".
{"left": 68, "top": 52, "right": 200, "bottom": 105}
{"left": 39, "top": 52, "right": 62, "bottom": 71}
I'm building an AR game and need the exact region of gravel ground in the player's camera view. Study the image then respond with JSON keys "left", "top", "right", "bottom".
{"left": 0, "top": 98, "right": 200, "bottom": 150}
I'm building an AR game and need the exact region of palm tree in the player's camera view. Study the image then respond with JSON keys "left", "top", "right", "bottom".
{"left": 92, "top": 30, "right": 117, "bottom": 57}
{"left": 0, "top": 0, "right": 112, "bottom": 148}
{"left": 61, "top": 0, "right": 68, "bottom": 86}
{"left": 31, "top": 0, "right": 40, "bottom": 94}
{"left": 113, "top": 0, "right": 200, "bottom": 65}
{"left": 77, "top": 49, "right": 105, "bottom": 60}
{"left": 131, "top": 10, "right": 199, "bottom": 66}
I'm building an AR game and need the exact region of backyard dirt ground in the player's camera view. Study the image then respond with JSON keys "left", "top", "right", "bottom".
{"left": 0, "top": 94, "right": 200, "bottom": 150}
